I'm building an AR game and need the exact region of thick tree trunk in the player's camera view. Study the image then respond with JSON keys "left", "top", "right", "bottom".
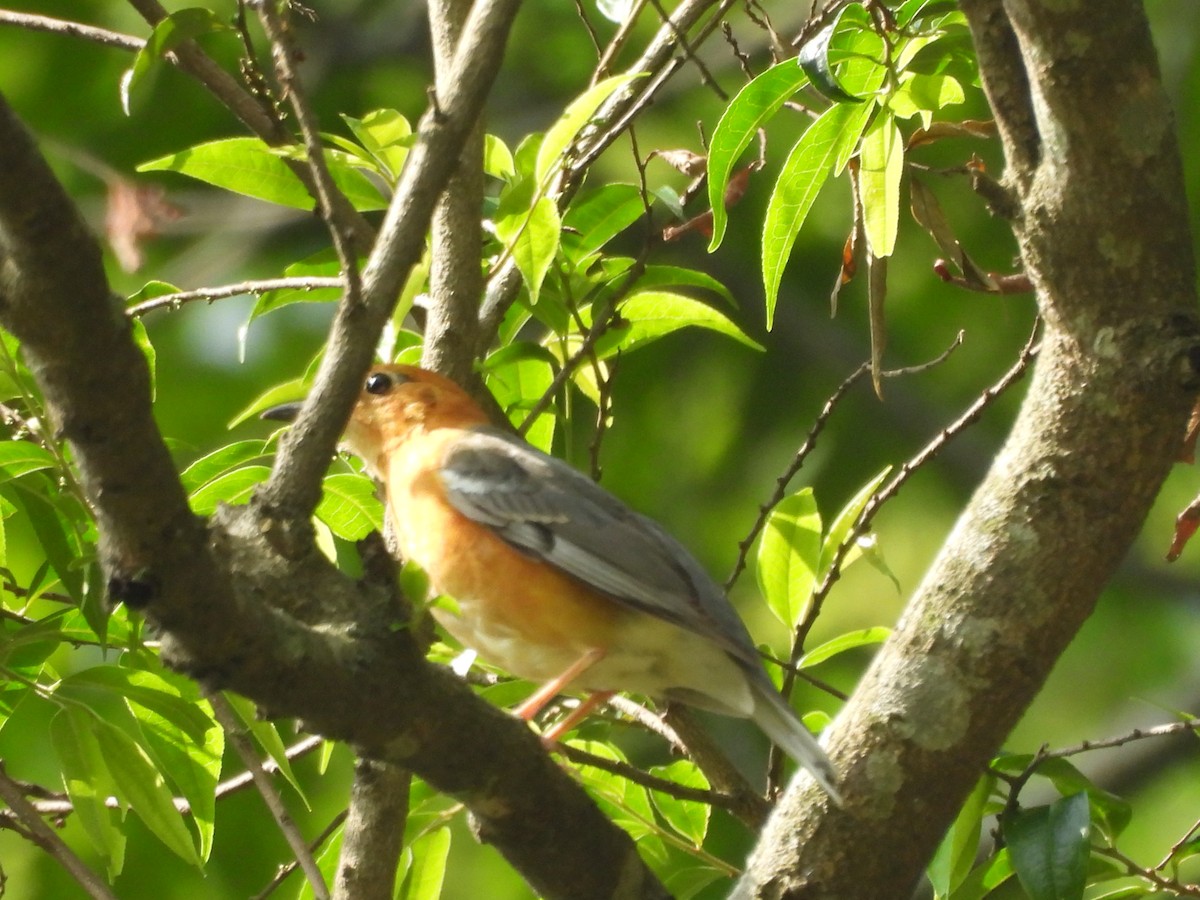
{"left": 735, "top": 2, "right": 1200, "bottom": 896}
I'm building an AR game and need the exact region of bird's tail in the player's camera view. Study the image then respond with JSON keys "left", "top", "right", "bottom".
{"left": 749, "top": 676, "right": 841, "bottom": 804}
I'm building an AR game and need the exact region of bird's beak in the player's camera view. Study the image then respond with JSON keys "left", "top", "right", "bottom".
{"left": 261, "top": 401, "right": 303, "bottom": 423}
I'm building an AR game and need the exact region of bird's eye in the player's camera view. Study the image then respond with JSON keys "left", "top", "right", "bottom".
{"left": 365, "top": 372, "right": 395, "bottom": 395}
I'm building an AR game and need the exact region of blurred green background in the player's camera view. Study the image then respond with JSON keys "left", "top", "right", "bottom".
{"left": 1, "top": 1, "right": 1199, "bottom": 897}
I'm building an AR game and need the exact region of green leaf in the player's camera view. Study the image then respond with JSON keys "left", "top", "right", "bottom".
{"left": 600, "top": 291, "right": 763, "bottom": 356}
{"left": 341, "top": 108, "right": 412, "bottom": 182}
{"left": 223, "top": 694, "right": 309, "bottom": 805}
{"left": 928, "top": 774, "right": 993, "bottom": 896}
{"left": 648, "top": 759, "right": 710, "bottom": 845}
{"left": 948, "top": 847, "right": 1015, "bottom": 900}
{"left": 316, "top": 473, "right": 384, "bottom": 541}
{"left": 819, "top": 466, "right": 890, "bottom": 578}
{"left": 707, "top": 62, "right": 809, "bottom": 251}
{"left": 487, "top": 352, "right": 557, "bottom": 453}
{"left": 633, "top": 265, "right": 735, "bottom": 307}
{"left": 1004, "top": 792, "right": 1090, "bottom": 900}
{"left": 180, "top": 441, "right": 269, "bottom": 493}
{"left": 130, "top": 318, "right": 157, "bottom": 402}
{"left": 188, "top": 465, "right": 271, "bottom": 516}
{"left": 495, "top": 191, "right": 561, "bottom": 303}
{"left": 859, "top": 111, "right": 904, "bottom": 257}
{"left": 139, "top": 138, "right": 388, "bottom": 211}
{"left": 250, "top": 255, "right": 344, "bottom": 324}
{"left": 756, "top": 490, "right": 821, "bottom": 629}
{"left": 535, "top": 74, "right": 641, "bottom": 184}
{"left": 51, "top": 707, "right": 127, "bottom": 879}
{"left": 798, "top": 626, "right": 890, "bottom": 668}
{"left": 401, "top": 826, "right": 452, "bottom": 900}
{"left": 122, "top": 8, "right": 229, "bottom": 115}
{"left": 125, "top": 280, "right": 183, "bottom": 308}
{"left": 762, "top": 102, "right": 867, "bottom": 327}
{"left": 797, "top": 13, "right": 866, "bottom": 104}
{"left": 483, "top": 133, "right": 515, "bottom": 179}
{"left": 0, "top": 441, "right": 57, "bottom": 481}
{"left": 1, "top": 480, "right": 84, "bottom": 604}
{"left": 93, "top": 715, "right": 201, "bottom": 866}
{"left": 562, "top": 183, "right": 646, "bottom": 263}
{"left": 229, "top": 379, "right": 308, "bottom": 429}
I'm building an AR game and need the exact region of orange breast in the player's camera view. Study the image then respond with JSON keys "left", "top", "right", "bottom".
{"left": 385, "top": 430, "right": 624, "bottom": 681}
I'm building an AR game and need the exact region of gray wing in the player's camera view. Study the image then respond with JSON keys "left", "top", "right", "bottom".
{"left": 439, "top": 427, "right": 762, "bottom": 667}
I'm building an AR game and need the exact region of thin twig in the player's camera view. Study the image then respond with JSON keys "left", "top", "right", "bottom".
{"left": 725, "top": 331, "right": 965, "bottom": 592}
{"left": 252, "top": 810, "right": 349, "bottom": 900}
{"left": 209, "top": 694, "right": 330, "bottom": 900}
{"left": 0, "top": 10, "right": 143, "bottom": 52}
{"left": 251, "top": 0, "right": 362, "bottom": 305}
{"left": 126, "top": 277, "right": 344, "bottom": 318}
{"left": 0, "top": 761, "right": 118, "bottom": 900}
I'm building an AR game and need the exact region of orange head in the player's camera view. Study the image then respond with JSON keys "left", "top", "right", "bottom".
{"left": 341, "top": 365, "right": 491, "bottom": 479}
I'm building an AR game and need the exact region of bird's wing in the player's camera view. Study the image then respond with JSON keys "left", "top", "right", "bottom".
{"left": 438, "top": 427, "right": 760, "bottom": 666}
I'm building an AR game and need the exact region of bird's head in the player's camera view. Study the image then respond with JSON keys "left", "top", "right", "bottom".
{"left": 263, "top": 364, "right": 490, "bottom": 479}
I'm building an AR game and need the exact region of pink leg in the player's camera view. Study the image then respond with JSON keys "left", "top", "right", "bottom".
{"left": 541, "top": 690, "right": 615, "bottom": 744}
{"left": 513, "top": 647, "right": 606, "bottom": 721}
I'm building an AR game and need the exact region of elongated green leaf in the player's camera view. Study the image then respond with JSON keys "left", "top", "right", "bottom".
{"left": 600, "top": 290, "right": 763, "bottom": 356}
{"left": 707, "top": 62, "right": 809, "bottom": 251}
{"left": 123, "top": 8, "right": 229, "bottom": 114}
{"left": 756, "top": 490, "right": 821, "bottom": 629}
{"left": 316, "top": 473, "right": 384, "bottom": 540}
{"left": 180, "top": 441, "right": 269, "bottom": 493}
{"left": 634, "top": 265, "right": 735, "bottom": 306}
{"left": 859, "top": 112, "right": 904, "bottom": 257}
{"left": 139, "top": 138, "right": 387, "bottom": 211}
{"left": 798, "top": 626, "right": 890, "bottom": 668}
{"left": 52, "top": 707, "right": 127, "bottom": 878}
{"left": 402, "top": 826, "right": 452, "bottom": 900}
{"left": 819, "top": 466, "right": 890, "bottom": 577}
{"left": 0, "top": 441, "right": 57, "bottom": 481}
{"left": 535, "top": 74, "right": 641, "bottom": 183}
{"left": 223, "top": 693, "right": 308, "bottom": 804}
{"left": 798, "top": 19, "right": 864, "bottom": 104}
{"left": 188, "top": 465, "right": 271, "bottom": 515}
{"left": 1, "top": 481, "right": 84, "bottom": 603}
{"left": 62, "top": 666, "right": 216, "bottom": 743}
{"left": 928, "top": 774, "right": 994, "bottom": 897}
{"left": 1004, "top": 793, "right": 1090, "bottom": 900}
{"left": 762, "top": 103, "right": 861, "bottom": 327}
{"left": 229, "top": 379, "right": 309, "bottom": 429}
{"left": 93, "top": 716, "right": 201, "bottom": 866}
{"left": 484, "top": 133, "right": 515, "bottom": 179}
{"left": 562, "top": 183, "right": 645, "bottom": 263}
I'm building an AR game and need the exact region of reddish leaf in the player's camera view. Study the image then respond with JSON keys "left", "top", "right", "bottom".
{"left": 1167, "top": 493, "right": 1200, "bottom": 561}
{"left": 649, "top": 148, "right": 707, "bottom": 177}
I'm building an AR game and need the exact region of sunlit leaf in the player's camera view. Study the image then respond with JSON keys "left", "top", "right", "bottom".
{"left": 707, "top": 62, "right": 809, "bottom": 251}
{"left": 756, "top": 490, "right": 821, "bottom": 629}
{"left": 316, "top": 473, "right": 384, "bottom": 540}
{"left": 562, "top": 183, "right": 646, "bottom": 264}
{"left": 600, "top": 290, "right": 763, "bottom": 356}
{"left": 495, "top": 194, "right": 561, "bottom": 302}
{"left": 51, "top": 707, "right": 127, "bottom": 879}
{"left": 648, "top": 759, "right": 710, "bottom": 846}
{"left": 341, "top": 108, "right": 412, "bottom": 182}
{"left": 188, "top": 465, "right": 271, "bottom": 515}
{"left": 0, "top": 441, "right": 57, "bottom": 481}
{"left": 401, "top": 826, "right": 452, "bottom": 900}
{"left": 762, "top": 102, "right": 868, "bottom": 327}
{"left": 928, "top": 774, "right": 994, "bottom": 897}
{"left": 180, "top": 441, "right": 270, "bottom": 493}
{"left": 859, "top": 112, "right": 904, "bottom": 257}
{"left": 94, "top": 715, "right": 201, "bottom": 866}
{"left": 819, "top": 467, "right": 891, "bottom": 578}
{"left": 798, "top": 626, "right": 890, "bottom": 668}
{"left": 536, "top": 74, "right": 641, "bottom": 184}
{"left": 139, "top": 138, "right": 388, "bottom": 211}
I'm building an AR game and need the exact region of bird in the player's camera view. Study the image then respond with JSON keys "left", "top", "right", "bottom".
{"left": 265, "top": 363, "right": 839, "bottom": 800}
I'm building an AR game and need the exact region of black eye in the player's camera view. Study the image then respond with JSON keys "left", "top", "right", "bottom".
{"left": 365, "top": 372, "right": 395, "bottom": 395}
